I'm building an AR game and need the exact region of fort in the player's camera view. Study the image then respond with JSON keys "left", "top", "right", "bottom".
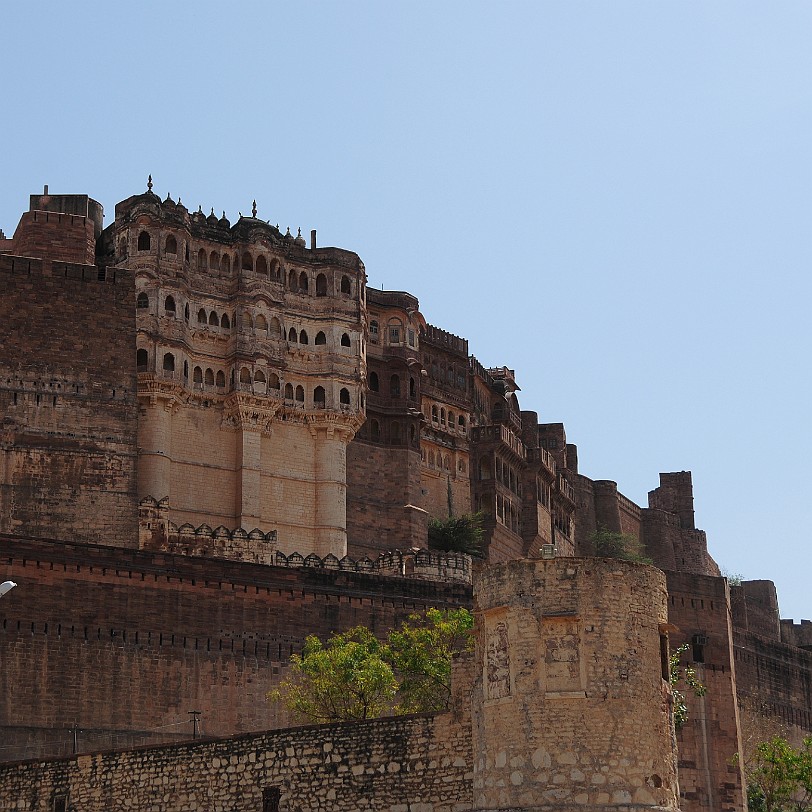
{"left": 0, "top": 185, "right": 809, "bottom": 811}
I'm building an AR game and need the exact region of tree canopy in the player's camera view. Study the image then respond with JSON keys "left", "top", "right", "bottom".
{"left": 427, "top": 512, "right": 485, "bottom": 557}
{"left": 268, "top": 608, "right": 474, "bottom": 723}
{"left": 589, "top": 527, "right": 652, "bottom": 564}
{"left": 739, "top": 736, "right": 812, "bottom": 812}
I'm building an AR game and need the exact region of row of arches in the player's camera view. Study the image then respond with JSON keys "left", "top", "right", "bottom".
{"left": 368, "top": 317, "right": 415, "bottom": 347}
{"left": 139, "top": 350, "right": 355, "bottom": 407}
{"left": 429, "top": 404, "right": 467, "bottom": 432}
{"left": 134, "top": 231, "right": 355, "bottom": 298}
{"left": 426, "top": 355, "right": 466, "bottom": 391}
{"left": 368, "top": 371, "right": 417, "bottom": 400}
{"left": 365, "top": 418, "right": 418, "bottom": 446}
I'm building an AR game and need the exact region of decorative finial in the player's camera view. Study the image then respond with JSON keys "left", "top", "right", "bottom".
{"left": 297, "top": 227, "right": 302, "bottom": 237}
{"left": 252, "top": 200, "right": 257, "bottom": 218}
{"left": 147, "top": 175, "right": 153, "bottom": 192}
{"left": 211, "top": 208, "right": 215, "bottom": 216}
{"left": 285, "top": 226, "right": 291, "bottom": 236}
{"left": 222, "top": 211, "right": 226, "bottom": 219}
{"left": 177, "top": 197, "right": 182, "bottom": 205}
{"left": 198, "top": 205, "right": 202, "bottom": 213}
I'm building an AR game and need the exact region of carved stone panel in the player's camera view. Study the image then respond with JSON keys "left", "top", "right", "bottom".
{"left": 485, "top": 617, "right": 511, "bottom": 700}
{"left": 542, "top": 616, "right": 584, "bottom": 694}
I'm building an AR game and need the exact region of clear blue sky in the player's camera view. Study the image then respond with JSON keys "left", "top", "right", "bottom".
{"left": 2, "top": 2, "right": 809, "bottom": 621}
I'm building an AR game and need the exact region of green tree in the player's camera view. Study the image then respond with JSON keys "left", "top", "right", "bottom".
{"left": 268, "top": 608, "right": 475, "bottom": 722}
{"left": 669, "top": 643, "right": 707, "bottom": 730}
{"left": 387, "top": 608, "right": 474, "bottom": 713}
{"left": 267, "top": 626, "right": 397, "bottom": 722}
{"left": 739, "top": 736, "right": 812, "bottom": 812}
{"left": 590, "top": 527, "right": 652, "bottom": 564}
{"left": 428, "top": 512, "right": 485, "bottom": 557}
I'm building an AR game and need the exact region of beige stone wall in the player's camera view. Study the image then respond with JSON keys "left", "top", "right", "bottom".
{"left": 0, "top": 714, "right": 472, "bottom": 812}
{"left": 471, "top": 558, "right": 680, "bottom": 811}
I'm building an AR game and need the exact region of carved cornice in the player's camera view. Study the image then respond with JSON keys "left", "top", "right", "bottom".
{"left": 221, "top": 392, "right": 280, "bottom": 433}
{"left": 136, "top": 373, "right": 186, "bottom": 412}
{"left": 305, "top": 409, "right": 365, "bottom": 441}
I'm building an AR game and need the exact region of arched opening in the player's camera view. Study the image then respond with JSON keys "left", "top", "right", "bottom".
{"left": 222, "top": 254, "right": 230, "bottom": 273}
{"left": 254, "top": 370, "right": 266, "bottom": 386}
{"left": 198, "top": 309, "right": 207, "bottom": 324}
{"left": 208, "top": 311, "right": 219, "bottom": 327}
{"left": 242, "top": 252, "right": 253, "bottom": 271}
{"left": 432, "top": 405, "right": 438, "bottom": 423}
{"left": 315, "top": 331, "right": 327, "bottom": 345}
{"left": 298, "top": 271, "right": 308, "bottom": 292}
{"left": 288, "top": 327, "right": 297, "bottom": 343}
{"left": 341, "top": 333, "right": 351, "bottom": 347}
{"left": 256, "top": 255, "right": 268, "bottom": 276}
{"left": 270, "top": 259, "right": 281, "bottom": 280}
{"left": 193, "top": 366, "right": 203, "bottom": 384}
{"left": 240, "top": 367, "right": 251, "bottom": 385}
{"left": 458, "top": 415, "right": 466, "bottom": 431}
{"left": 198, "top": 249, "right": 207, "bottom": 269}
{"left": 210, "top": 251, "right": 219, "bottom": 270}
{"left": 388, "top": 318, "right": 403, "bottom": 344}
{"left": 164, "top": 295, "right": 176, "bottom": 315}
{"left": 136, "top": 349, "right": 148, "bottom": 370}
{"left": 255, "top": 314, "right": 267, "bottom": 333}
{"left": 270, "top": 317, "right": 282, "bottom": 337}
{"left": 409, "top": 377, "right": 416, "bottom": 399}
{"left": 369, "top": 371, "right": 379, "bottom": 392}
{"left": 137, "top": 231, "right": 151, "bottom": 251}
{"left": 221, "top": 313, "right": 231, "bottom": 329}
{"left": 165, "top": 235, "right": 177, "bottom": 255}
{"left": 340, "top": 387, "right": 350, "bottom": 405}
{"left": 429, "top": 451, "right": 436, "bottom": 467}
{"left": 162, "top": 352, "right": 175, "bottom": 373}
{"left": 288, "top": 269, "right": 297, "bottom": 291}
{"left": 216, "top": 370, "right": 225, "bottom": 388}
{"left": 315, "top": 274, "right": 327, "bottom": 296}
{"left": 448, "top": 410, "right": 455, "bottom": 427}
{"left": 390, "top": 374, "right": 401, "bottom": 397}
{"left": 268, "top": 373, "right": 280, "bottom": 390}
{"left": 295, "top": 385, "right": 305, "bottom": 402}
{"left": 314, "top": 386, "right": 326, "bottom": 408}
{"left": 440, "top": 408, "right": 446, "bottom": 425}
{"left": 284, "top": 383, "right": 294, "bottom": 400}
{"left": 340, "top": 275, "right": 351, "bottom": 295}
{"left": 369, "top": 320, "right": 379, "bottom": 342}
{"left": 184, "top": 303, "right": 190, "bottom": 322}
{"left": 205, "top": 368, "right": 214, "bottom": 386}
{"left": 479, "top": 456, "right": 492, "bottom": 480}
{"left": 136, "top": 292, "right": 149, "bottom": 309}
{"left": 299, "top": 330, "right": 309, "bottom": 345}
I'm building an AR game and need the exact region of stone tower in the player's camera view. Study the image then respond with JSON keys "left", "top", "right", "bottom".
{"left": 472, "top": 557, "right": 680, "bottom": 811}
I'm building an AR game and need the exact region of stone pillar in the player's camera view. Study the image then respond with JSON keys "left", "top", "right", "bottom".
{"left": 310, "top": 416, "right": 349, "bottom": 557}
{"left": 236, "top": 427, "right": 262, "bottom": 530}
{"left": 472, "top": 557, "right": 680, "bottom": 812}
{"left": 137, "top": 396, "right": 173, "bottom": 502}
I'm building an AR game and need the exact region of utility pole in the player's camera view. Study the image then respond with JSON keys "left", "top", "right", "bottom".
{"left": 188, "top": 710, "right": 201, "bottom": 739}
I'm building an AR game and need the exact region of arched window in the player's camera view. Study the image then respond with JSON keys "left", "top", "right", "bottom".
{"left": 221, "top": 254, "right": 230, "bottom": 273}
{"left": 164, "top": 295, "right": 176, "bottom": 314}
{"left": 295, "top": 385, "right": 305, "bottom": 402}
{"left": 255, "top": 314, "right": 267, "bottom": 333}
{"left": 313, "top": 386, "right": 326, "bottom": 408}
{"left": 409, "top": 377, "right": 416, "bottom": 399}
{"left": 268, "top": 373, "right": 280, "bottom": 390}
{"left": 137, "top": 231, "right": 151, "bottom": 251}
{"left": 284, "top": 383, "right": 294, "bottom": 400}
{"left": 315, "top": 331, "right": 327, "bottom": 345}
{"left": 270, "top": 259, "right": 281, "bottom": 280}
{"left": 299, "top": 271, "right": 308, "bottom": 292}
{"left": 162, "top": 352, "right": 175, "bottom": 372}
{"left": 198, "top": 249, "right": 207, "bottom": 269}
{"left": 256, "top": 255, "right": 268, "bottom": 276}
{"left": 390, "top": 375, "right": 400, "bottom": 397}
{"left": 369, "top": 371, "right": 379, "bottom": 392}
{"left": 388, "top": 318, "right": 403, "bottom": 344}
{"left": 185, "top": 243, "right": 189, "bottom": 262}
{"left": 136, "top": 349, "right": 148, "bottom": 370}
{"left": 431, "top": 405, "right": 438, "bottom": 423}
{"left": 288, "top": 327, "right": 297, "bottom": 343}
{"left": 165, "top": 235, "right": 177, "bottom": 255}
{"left": 193, "top": 366, "right": 203, "bottom": 384}
{"left": 479, "top": 456, "right": 492, "bottom": 480}
{"left": 391, "top": 421, "right": 401, "bottom": 444}
{"left": 429, "top": 451, "right": 435, "bottom": 467}
{"left": 270, "top": 317, "right": 282, "bottom": 337}
{"left": 341, "top": 333, "right": 351, "bottom": 347}
{"left": 444, "top": 455, "right": 451, "bottom": 471}
{"left": 242, "top": 252, "right": 253, "bottom": 271}
{"left": 458, "top": 415, "right": 466, "bottom": 431}
{"left": 448, "top": 411, "right": 455, "bottom": 428}
{"left": 184, "top": 303, "right": 190, "bottom": 321}
{"left": 440, "top": 408, "right": 446, "bottom": 425}
{"left": 208, "top": 311, "right": 219, "bottom": 327}
{"left": 216, "top": 370, "right": 225, "bottom": 388}
{"left": 136, "top": 292, "right": 149, "bottom": 309}
{"left": 369, "top": 320, "right": 379, "bottom": 342}
{"left": 340, "top": 388, "right": 350, "bottom": 405}
{"left": 240, "top": 367, "right": 251, "bottom": 385}
{"left": 254, "top": 370, "right": 266, "bottom": 385}
{"left": 299, "top": 330, "right": 309, "bottom": 345}
{"left": 209, "top": 251, "right": 219, "bottom": 270}
{"left": 197, "top": 309, "right": 207, "bottom": 324}
{"left": 205, "top": 368, "right": 214, "bottom": 386}
{"left": 340, "top": 275, "right": 351, "bottom": 295}
{"left": 221, "top": 313, "right": 231, "bottom": 329}
{"left": 315, "top": 274, "right": 327, "bottom": 296}
{"left": 288, "top": 269, "right": 297, "bottom": 291}
{"left": 370, "top": 420, "right": 380, "bottom": 441}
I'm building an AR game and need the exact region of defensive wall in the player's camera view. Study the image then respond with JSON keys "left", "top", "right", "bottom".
{"left": 0, "top": 534, "right": 472, "bottom": 762}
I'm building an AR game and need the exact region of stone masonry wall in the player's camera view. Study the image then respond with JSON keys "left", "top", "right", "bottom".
{"left": 0, "top": 255, "right": 138, "bottom": 547}
{"left": 0, "top": 713, "right": 473, "bottom": 812}
{"left": 0, "top": 535, "right": 472, "bottom": 762}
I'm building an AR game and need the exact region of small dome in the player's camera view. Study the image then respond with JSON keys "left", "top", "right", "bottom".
{"left": 219, "top": 211, "right": 230, "bottom": 229}
{"left": 294, "top": 227, "right": 306, "bottom": 247}
{"left": 164, "top": 193, "right": 175, "bottom": 208}
{"left": 206, "top": 208, "right": 218, "bottom": 226}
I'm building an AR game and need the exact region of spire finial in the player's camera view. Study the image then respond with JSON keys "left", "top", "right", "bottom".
{"left": 297, "top": 227, "right": 302, "bottom": 237}
{"left": 147, "top": 174, "right": 153, "bottom": 192}
{"left": 252, "top": 199, "right": 257, "bottom": 218}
